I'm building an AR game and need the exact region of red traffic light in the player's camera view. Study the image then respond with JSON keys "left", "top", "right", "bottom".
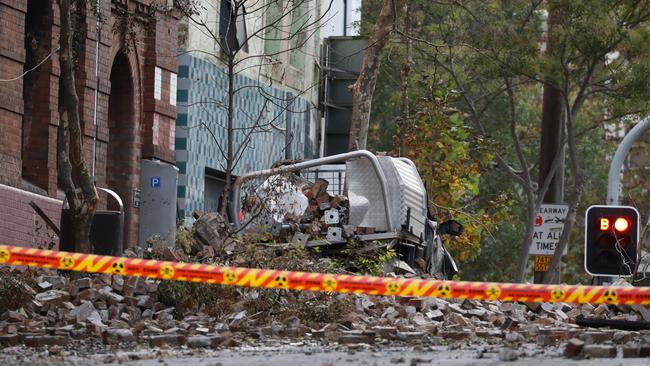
{"left": 614, "top": 217, "right": 629, "bottom": 232}
{"left": 586, "top": 205, "right": 640, "bottom": 277}
{"left": 598, "top": 217, "right": 630, "bottom": 232}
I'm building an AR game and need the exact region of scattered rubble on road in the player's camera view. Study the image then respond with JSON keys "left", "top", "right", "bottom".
{"left": 2, "top": 265, "right": 650, "bottom": 362}
{"left": 2, "top": 197, "right": 650, "bottom": 362}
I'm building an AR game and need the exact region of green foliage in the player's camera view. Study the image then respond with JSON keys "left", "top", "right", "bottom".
{"left": 363, "top": 0, "right": 650, "bottom": 281}
{"left": 355, "top": 246, "right": 397, "bottom": 275}
{"left": 0, "top": 272, "right": 36, "bottom": 314}
{"left": 158, "top": 280, "right": 236, "bottom": 317}
{"left": 157, "top": 238, "right": 356, "bottom": 325}
{"left": 402, "top": 90, "right": 513, "bottom": 263}
{"left": 157, "top": 278, "right": 354, "bottom": 325}
{"left": 175, "top": 226, "right": 197, "bottom": 254}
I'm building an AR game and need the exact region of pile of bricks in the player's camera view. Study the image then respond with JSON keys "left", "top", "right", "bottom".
{"left": 1, "top": 269, "right": 650, "bottom": 361}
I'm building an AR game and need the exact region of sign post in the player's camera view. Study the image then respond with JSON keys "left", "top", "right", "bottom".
{"left": 531, "top": 204, "right": 569, "bottom": 283}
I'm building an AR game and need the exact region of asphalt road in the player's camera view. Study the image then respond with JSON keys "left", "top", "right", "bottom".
{"left": 105, "top": 348, "right": 650, "bottom": 366}
{"left": 5, "top": 344, "right": 650, "bottom": 366}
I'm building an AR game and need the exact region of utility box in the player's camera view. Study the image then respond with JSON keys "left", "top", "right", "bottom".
{"left": 139, "top": 159, "right": 179, "bottom": 247}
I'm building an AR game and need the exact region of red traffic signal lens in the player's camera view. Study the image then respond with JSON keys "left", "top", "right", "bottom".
{"left": 614, "top": 217, "right": 630, "bottom": 232}
{"left": 598, "top": 217, "right": 630, "bottom": 232}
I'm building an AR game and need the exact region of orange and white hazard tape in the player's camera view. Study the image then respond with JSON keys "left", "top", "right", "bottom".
{"left": 1, "top": 244, "right": 649, "bottom": 305}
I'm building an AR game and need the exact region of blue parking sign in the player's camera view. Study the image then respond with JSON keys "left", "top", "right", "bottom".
{"left": 150, "top": 177, "right": 161, "bottom": 188}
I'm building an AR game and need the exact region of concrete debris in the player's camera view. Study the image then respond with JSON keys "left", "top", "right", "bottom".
{"left": 70, "top": 301, "right": 101, "bottom": 323}
{"left": 2, "top": 269, "right": 650, "bottom": 362}
{"left": 23, "top": 335, "right": 68, "bottom": 348}
{"left": 337, "top": 333, "right": 375, "bottom": 344}
{"left": 34, "top": 290, "right": 69, "bottom": 304}
{"left": 193, "top": 212, "right": 232, "bottom": 250}
{"left": 563, "top": 338, "right": 585, "bottom": 358}
{"left": 583, "top": 344, "right": 617, "bottom": 358}
{"left": 0, "top": 334, "right": 20, "bottom": 346}
{"left": 188, "top": 172, "right": 437, "bottom": 277}
{"left": 498, "top": 348, "right": 519, "bottom": 362}
{"left": 102, "top": 328, "right": 135, "bottom": 344}
{"left": 578, "top": 330, "right": 612, "bottom": 344}
{"left": 40, "top": 275, "right": 68, "bottom": 290}
{"left": 187, "top": 335, "right": 223, "bottom": 348}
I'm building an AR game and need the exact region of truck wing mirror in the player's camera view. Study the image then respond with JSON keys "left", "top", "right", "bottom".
{"left": 439, "top": 220, "right": 464, "bottom": 236}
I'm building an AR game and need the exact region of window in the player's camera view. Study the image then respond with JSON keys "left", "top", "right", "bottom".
{"left": 264, "top": 0, "right": 282, "bottom": 56}
{"left": 169, "top": 121, "right": 175, "bottom": 149}
{"left": 204, "top": 168, "right": 227, "bottom": 213}
{"left": 154, "top": 67, "right": 162, "bottom": 100}
{"left": 289, "top": 0, "right": 310, "bottom": 69}
{"left": 152, "top": 114, "right": 160, "bottom": 146}
{"left": 169, "top": 72, "right": 177, "bottom": 106}
{"left": 219, "top": 0, "right": 249, "bottom": 54}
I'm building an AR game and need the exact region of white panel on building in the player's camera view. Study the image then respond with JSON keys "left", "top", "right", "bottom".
{"left": 153, "top": 114, "right": 160, "bottom": 146}
{"left": 154, "top": 66, "right": 162, "bottom": 100}
{"left": 170, "top": 72, "right": 177, "bottom": 106}
{"left": 169, "top": 121, "right": 175, "bottom": 149}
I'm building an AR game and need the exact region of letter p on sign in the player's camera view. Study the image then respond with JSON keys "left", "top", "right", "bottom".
{"left": 150, "top": 177, "right": 161, "bottom": 188}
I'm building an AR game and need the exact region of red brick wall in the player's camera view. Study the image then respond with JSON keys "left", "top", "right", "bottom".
{"left": 142, "top": 9, "right": 178, "bottom": 164}
{"left": 0, "top": 0, "right": 26, "bottom": 188}
{"left": 21, "top": 0, "right": 59, "bottom": 196}
{"left": 0, "top": 183, "right": 61, "bottom": 249}
{"left": 0, "top": 0, "right": 178, "bottom": 249}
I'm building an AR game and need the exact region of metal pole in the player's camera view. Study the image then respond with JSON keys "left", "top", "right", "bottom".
{"left": 320, "top": 39, "right": 330, "bottom": 158}
{"left": 607, "top": 116, "right": 650, "bottom": 205}
{"left": 343, "top": 0, "right": 348, "bottom": 36}
{"left": 596, "top": 116, "right": 650, "bottom": 285}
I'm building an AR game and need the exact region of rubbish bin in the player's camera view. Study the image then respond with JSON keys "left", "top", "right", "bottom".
{"left": 59, "top": 187, "right": 124, "bottom": 256}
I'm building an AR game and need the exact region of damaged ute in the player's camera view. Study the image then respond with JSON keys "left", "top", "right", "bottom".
{"left": 231, "top": 150, "right": 461, "bottom": 279}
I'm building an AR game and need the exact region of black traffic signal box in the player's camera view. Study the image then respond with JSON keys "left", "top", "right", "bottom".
{"left": 585, "top": 205, "right": 639, "bottom": 276}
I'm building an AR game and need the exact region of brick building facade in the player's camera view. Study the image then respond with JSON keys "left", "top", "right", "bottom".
{"left": 0, "top": 0, "right": 178, "bottom": 248}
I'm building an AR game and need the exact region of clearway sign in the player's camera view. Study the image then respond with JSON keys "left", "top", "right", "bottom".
{"left": 529, "top": 204, "right": 569, "bottom": 256}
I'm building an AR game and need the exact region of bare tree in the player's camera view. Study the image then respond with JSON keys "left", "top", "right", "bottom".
{"left": 177, "top": 0, "right": 332, "bottom": 216}
{"left": 58, "top": 0, "right": 99, "bottom": 253}
{"left": 348, "top": 0, "right": 405, "bottom": 151}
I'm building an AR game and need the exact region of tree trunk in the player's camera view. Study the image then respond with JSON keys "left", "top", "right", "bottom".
{"left": 349, "top": 0, "right": 405, "bottom": 150}
{"left": 58, "top": 0, "right": 98, "bottom": 253}
{"left": 534, "top": 8, "right": 565, "bottom": 283}
{"left": 543, "top": 106, "right": 585, "bottom": 284}
{"left": 514, "top": 195, "right": 538, "bottom": 282}
{"left": 219, "top": 55, "right": 236, "bottom": 216}
{"left": 538, "top": 87, "right": 564, "bottom": 202}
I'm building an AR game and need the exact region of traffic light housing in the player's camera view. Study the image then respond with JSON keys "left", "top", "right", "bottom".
{"left": 585, "top": 205, "right": 639, "bottom": 276}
